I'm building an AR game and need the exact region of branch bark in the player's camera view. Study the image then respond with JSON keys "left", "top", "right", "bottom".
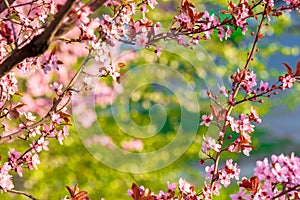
{"left": 0, "top": 0, "right": 107, "bottom": 78}
{"left": 0, "top": 0, "right": 15, "bottom": 13}
{"left": 0, "top": 0, "right": 77, "bottom": 77}
{"left": 7, "top": 189, "right": 38, "bottom": 200}
{"left": 54, "top": 0, "right": 107, "bottom": 38}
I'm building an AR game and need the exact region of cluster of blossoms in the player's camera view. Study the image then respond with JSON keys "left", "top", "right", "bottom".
{"left": 0, "top": 72, "right": 18, "bottom": 104}
{"left": 1, "top": 108, "right": 70, "bottom": 190}
{"left": 231, "top": 153, "right": 300, "bottom": 199}
{"left": 227, "top": 0, "right": 253, "bottom": 34}
{"left": 127, "top": 179, "right": 198, "bottom": 200}
{"left": 173, "top": 1, "right": 231, "bottom": 44}
{"left": 196, "top": 160, "right": 241, "bottom": 199}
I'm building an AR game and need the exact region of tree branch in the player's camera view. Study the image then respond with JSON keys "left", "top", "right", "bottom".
{"left": 7, "top": 189, "right": 38, "bottom": 200}
{"left": 54, "top": 0, "right": 107, "bottom": 38}
{"left": 0, "top": 51, "right": 92, "bottom": 144}
{"left": 0, "top": 0, "right": 107, "bottom": 78}
{"left": 0, "top": 0, "right": 77, "bottom": 77}
{"left": 0, "top": 0, "right": 14, "bottom": 13}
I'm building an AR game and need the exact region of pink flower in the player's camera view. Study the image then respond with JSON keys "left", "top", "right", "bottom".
{"left": 201, "top": 136, "right": 221, "bottom": 152}
{"left": 121, "top": 139, "right": 144, "bottom": 152}
{"left": 51, "top": 113, "right": 63, "bottom": 124}
{"left": 218, "top": 84, "right": 228, "bottom": 97}
{"left": 258, "top": 80, "right": 269, "bottom": 92}
{"left": 281, "top": 74, "right": 295, "bottom": 89}
{"left": 219, "top": 159, "right": 240, "bottom": 187}
{"left": 8, "top": 148, "right": 21, "bottom": 169}
{"left": 50, "top": 82, "right": 63, "bottom": 95}
{"left": 0, "top": 162, "right": 14, "bottom": 191}
{"left": 200, "top": 114, "right": 213, "bottom": 127}
{"left": 178, "top": 178, "right": 196, "bottom": 196}
{"left": 250, "top": 107, "right": 262, "bottom": 123}
{"left": 31, "top": 154, "right": 40, "bottom": 170}
{"left": 0, "top": 72, "right": 18, "bottom": 101}
{"left": 25, "top": 112, "right": 36, "bottom": 122}
{"left": 37, "top": 137, "right": 50, "bottom": 152}
{"left": 147, "top": 0, "right": 158, "bottom": 9}
{"left": 167, "top": 181, "right": 177, "bottom": 191}
{"left": 230, "top": 188, "right": 251, "bottom": 200}
{"left": 155, "top": 46, "right": 161, "bottom": 57}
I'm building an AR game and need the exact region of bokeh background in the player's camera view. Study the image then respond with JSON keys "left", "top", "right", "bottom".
{"left": 1, "top": 0, "right": 300, "bottom": 199}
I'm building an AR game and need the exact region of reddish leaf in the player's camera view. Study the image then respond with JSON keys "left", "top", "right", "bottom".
{"left": 66, "top": 185, "right": 75, "bottom": 197}
{"left": 210, "top": 104, "right": 217, "bottom": 117}
{"left": 57, "top": 60, "right": 64, "bottom": 65}
{"left": 59, "top": 111, "right": 71, "bottom": 123}
{"left": 257, "top": 33, "right": 265, "bottom": 40}
{"left": 282, "top": 62, "right": 293, "bottom": 75}
{"left": 239, "top": 176, "right": 259, "bottom": 193}
{"left": 131, "top": 183, "right": 141, "bottom": 200}
{"left": 9, "top": 109, "right": 19, "bottom": 119}
{"left": 195, "top": 12, "right": 204, "bottom": 21}
{"left": 13, "top": 103, "right": 25, "bottom": 109}
{"left": 181, "top": 0, "right": 189, "bottom": 7}
{"left": 118, "top": 62, "right": 126, "bottom": 68}
{"left": 294, "top": 60, "right": 300, "bottom": 76}
{"left": 73, "top": 191, "right": 88, "bottom": 200}
{"left": 220, "top": 10, "right": 230, "bottom": 14}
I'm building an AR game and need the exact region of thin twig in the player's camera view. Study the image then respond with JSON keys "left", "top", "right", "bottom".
{"left": 272, "top": 184, "right": 300, "bottom": 199}
{"left": 209, "top": 3, "right": 269, "bottom": 195}
{"left": 0, "top": 51, "right": 93, "bottom": 144}
{"left": 0, "top": 0, "right": 77, "bottom": 77}
{"left": 7, "top": 189, "right": 38, "bottom": 200}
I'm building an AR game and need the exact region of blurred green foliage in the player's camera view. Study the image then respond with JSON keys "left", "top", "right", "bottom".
{"left": 1, "top": 0, "right": 300, "bottom": 199}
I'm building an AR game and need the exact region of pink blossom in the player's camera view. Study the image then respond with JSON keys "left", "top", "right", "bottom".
{"left": 250, "top": 107, "right": 262, "bottom": 123}
{"left": 0, "top": 72, "right": 18, "bottom": 101}
{"left": 36, "top": 137, "right": 50, "bottom": 152}
{"left": 104, "top": 0, "right": 121, "bottom": 7}
{"left": 121, "top": 139, "right": 144, "bottom": 152}
{"left": 284, "top": 0, "right": 299, "bottom": 5}
{"left": 178, "top": 178, "right": 196, "bottom": 197}
{"left": 266, "top": 0, "right": 274, "bottom": 7}
{"left": 167, "top": 181, "right": 176, "bottom": 191}
{"left": 218, "top": 84, "right": 228, "bottom": 97}
{"left": 230, "top": 188, "right": 251, "bottom": 200}
{"left": 25, "top": 112, "right": 36, "bottom": 122}
{"left": 51, "top": 113, "right": 63, "bottom": 124}
{"left": 85, "top": 135, "right": 115, "bottom": 149}
{"left": 147, "top": 0, "right": 158, "bottom": 9}
{"left": 155, "top": 46, "right": 161, "bottom": 57}
{"left": 56, "top": 126, "right": 69, "bottom": 145}
{"left": 1, "top": 120, "right": 9, "bottom": 131}
{"left": 205, "top": 164, "right": 215, "bottom": 180}
{"left": 200, "top": 114, "right": 213, "bottom": 127}
{"left": 258, "top": 80, "right": 269, "bottom": 92}
{"left": 31, "top": 154, "right": 40, "bottom": 170}
{"left": 219, "top": 159, "right": 240, "bottom": 187}
{"left": 281, "top": 74, "right": 295, "bottom": 89}
{"left": 0, "top": 162, "right": 14, "bottom": 191}
{"left": 50, "top": 82, "right": 63, "bottom": 95}
{"left": 201, "top": 136, "right": 221, "bottom": 152}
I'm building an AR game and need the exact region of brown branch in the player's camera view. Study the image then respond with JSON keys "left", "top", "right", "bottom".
{"left": 209, "top": 3, "right": 269, "bottom": 196}
{"left": 0, "top": 0, "right": 14, "bottom": 13}
{"left": 272, "top": 184, "right": 300, "bottom": 199}
{"left": 54, "top": 0, "right": 107, "bottom": 38}
{"left": 0, "top": 0, "right": 77, "bottom": 78}
{"left": 7, "top": 189, "right": 38, "bottom": 200}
